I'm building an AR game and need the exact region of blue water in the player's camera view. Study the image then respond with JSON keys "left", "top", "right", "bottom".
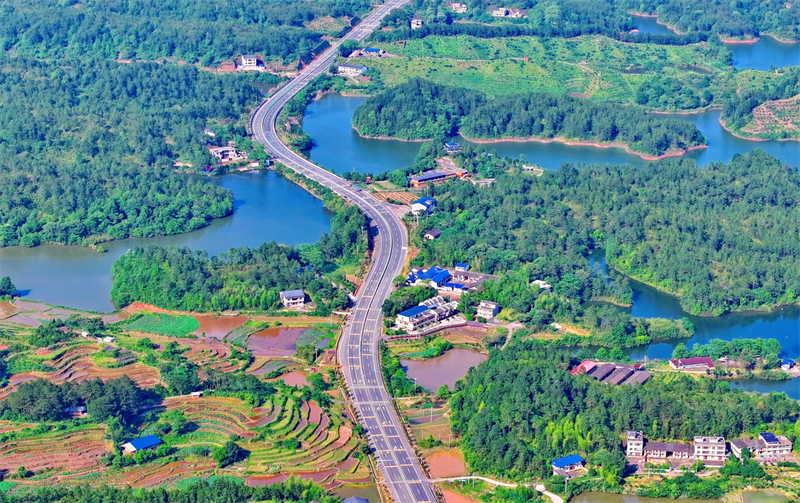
{"left": 632, "top": 14, "right": 800, "bottom": 71}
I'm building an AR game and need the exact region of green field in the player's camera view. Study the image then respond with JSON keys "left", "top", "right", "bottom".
{"left": 348, "top": 35, "right": 742, "bottom": 109}
{"left": 121, "top": 313, "right": 200, "bottom": 337}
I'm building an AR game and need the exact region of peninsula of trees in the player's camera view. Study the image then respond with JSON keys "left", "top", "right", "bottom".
{"left": 414, "top": 150, "right": 799, "bottom": 315}
{"left": 110, "top": 206, "right": 367, "bottom": 313}
{"left": 352, "top": 80, "right": 705, "bottom": 158}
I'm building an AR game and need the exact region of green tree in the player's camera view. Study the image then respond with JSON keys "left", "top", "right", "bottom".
{"left": 213, "top": 441, "right": 247, "bottom": 468}
{"left": 0, "top": 276, "right": 15, "bottom": 296}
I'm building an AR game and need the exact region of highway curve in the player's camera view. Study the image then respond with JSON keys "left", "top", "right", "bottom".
{"left": 250, "top": 2, "right": 438, "bottom": 502}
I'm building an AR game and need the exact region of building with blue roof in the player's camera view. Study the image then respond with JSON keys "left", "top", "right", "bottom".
{"left": 411, "top": 196, "right": 438, "bottom": 214}
{"left": 122, "top": 435, "right": 162, "bottom": 454}
{"left": 444, "top": 141, "right": 462, "bottom": 152}
{"left": 551, "top": 454, "right": 585, "bottom": 477}
{"left": 454, "top": 262, "right": 470, "bottom": 271}
{"left": 429, "top": 269, "right": 452, "bottom": 288}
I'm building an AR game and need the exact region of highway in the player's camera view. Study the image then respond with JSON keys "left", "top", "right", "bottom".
{"left": 250, "top": 1, "right": 438, "bottom": 502}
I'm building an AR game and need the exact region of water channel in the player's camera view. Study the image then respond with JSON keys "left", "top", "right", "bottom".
{"left": 0, "top": 171, "right": 333, "bottom": 312}
{"left": 632, "top": 14, "right": 800, "bottom": 71}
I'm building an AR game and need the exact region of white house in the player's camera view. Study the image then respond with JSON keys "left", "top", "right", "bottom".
{"left": 449, "top": 2, "right": 468, "bottom": 13}
{"left": 280, "top": 289, "right": 306, "bottom": 308}
{"left": 410, "top": 17, "right": 424, "bottom": 29}
{"left": 337, "top": 64, "right": 368, "bottom": 77}
{"left": 240, "top": 54, "right": 260, "bottom": 71}
{"left": 476, "top": 300, "right": 500, "bottom": 319}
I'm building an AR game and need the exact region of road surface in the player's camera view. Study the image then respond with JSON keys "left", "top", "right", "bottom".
{"left": 250, "top": 2, "right": 438, "bottom": 502}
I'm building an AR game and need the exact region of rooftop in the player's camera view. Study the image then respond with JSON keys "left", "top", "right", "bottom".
{"left": 670, "top": 356, "right": 714, "bottom": 366}
{"left": 411, "top": 171, "right": 448, "bottom": 183}
{"left": 760, "top": 432, "right": 780, "bottom": 444}
{"left": 124, "top": 435, "right": 162, "bottom": 451}
{"left": 398, "top": 305, "right": 430, "bottom": 318}
{"left": 281, "top": 289, "right": 305, "bottom": 298}
{"left": 552, "top": 454, "right": 584, "bottom": 468}
{"left": 413, "top": 196, "right": 437, "bottom": 206}
{"left": 339, "top": 64, "right": 368, "bottom": 71}
{"left": 242, "top": 54, "right": 258, "bottom": 59}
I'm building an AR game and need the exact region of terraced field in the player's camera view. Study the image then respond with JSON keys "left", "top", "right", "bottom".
{"left": 0, "top": 425, "right": 110, "bottom": 475}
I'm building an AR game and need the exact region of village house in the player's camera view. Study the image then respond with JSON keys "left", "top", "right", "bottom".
{"left": 669, "top": 356, "right": 715, "bottom": 371}
{"left": 240, "top": 54, "right": 260, "bottom": 71}
{"left": 423, "top": 229, "right": 442, "bottom": 240}
{"left": 209, "top": 146, "right": 248, "bottom": 163}
{"left": 337, "top": 64, "right": 368, "bottom": 77}
{"left": 444, "top": 141, "right": 462, "bottom": 152}
{"left": 122, "top": 435, "right": 162, "bottom": 455}
{"left": 361, "top": 47, "right": 384, "bottom": 57}
{"left": 63, "top": 405, "right": 87, "bottom": 417}
{"left": 731, "top": 432, "right": 794, "bottom": 462}
{"left": 279, "top": 289, "right": 306, "bottom": 308}
{"left": 438, "top": 282, "right": 466, "bottom": 293}
{"left": 450, "top": 269, "right": 499, "bottom": 288}
{"left": 411, "top": 196, "right": 437, "bottom": 214}
{"left": 476, "top": 300, "right": 500, "bottom": 319}
{"left": 409, "top": 170, "right": 452, "bottom": 187}
{"left": 454, "top": 262, "right": 470, "bottom": 272}
{"left": 492, "top": 7, "right": 509, "bottom": 16}
{"left": 469, "top": 178, "right": 496, "bottom": 188}
{"left": 407, "top": 266, "right": 449, "bottom": 286}
{"left": 395, "top": 296, "right": 458, "bottom": 332}
{"left": 580, "top": 361, "right": 652, "bottom": 386}
{"left": 449, "top": 2, "right": 468, "bottom": 13}
{"left": 410, "top": 17, "right": 424, "bottom": 29}
{"left": 531, "top": 279, "right": 552, "bottom": 291}
{"left": 551, "top": 454, "right": 585, "bottom": 478}
{"left": 626, "top": 432, "right": 728, "bottom": 464}
{"left": 507, "top": 8, "right": 527, "bottom": 18}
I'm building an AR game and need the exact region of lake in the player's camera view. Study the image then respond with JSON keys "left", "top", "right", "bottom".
{"left": 305, "top": 95, "right": 798, "bottom": 175}
{"left": 460, "top": 108, "right": 798, "bottom": 169}
{"left": 303, "top": 95, "right": 421, "bottom": 175}
{"left": 0, "top": 171, "right": 333, "bottom": 313}
{"left": 402, "top": 348, "right": 487, "bottom": 392}
{"left": 632, "top": 14, "right": 800, "bottom": 71}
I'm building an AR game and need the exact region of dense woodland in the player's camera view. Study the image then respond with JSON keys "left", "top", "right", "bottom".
{"left": 353, "top": 80, "right": 705, "bottom": 156}
{"left": 0, "top": 0, "right": 370, "bottom": 65}
{"left": 379, "top": 0, "right": 799, "bottom": 41}
{"left": 0, "top": 56, "right": 283, "bottom": 246}
{"left": 110, "top": 206, "right": 367, "bottom": 313}
{"left": 416, "top": 150, "right": 799, "bottom": 315}
{"left": 450, "top": 340, "right": 800, "bottom": 480}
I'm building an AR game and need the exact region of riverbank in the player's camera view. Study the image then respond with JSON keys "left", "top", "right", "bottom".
{"left": 461, "top": 134, "right": 707, "bottom": 161}
{"left": 718, "top": 115, "right": 800, "bottom": 143}
{"left": 351, "top": 124, "right": 430, "bottom": 142}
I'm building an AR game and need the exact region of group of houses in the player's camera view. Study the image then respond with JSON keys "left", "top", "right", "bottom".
{"left": 626, "top": 431, "right": 795, "bottom": 466}
{"left": 572, "top": 360, "right": 653, "bottom": 386}
{"left": 406, "top": 263, "right": 499, "bottom": 295}
{"left": 395, "top": 296, "right": 459, "bottom": 332}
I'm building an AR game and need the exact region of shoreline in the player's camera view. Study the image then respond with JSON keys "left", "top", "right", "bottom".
{"left": 718, "top": 116, "right": 800, "bottom": 143}
{"left": 460, "top": 134, "right": 707, "bottom": 161}
{"left": 720, "top": 36, "right": 759, "bottom": 44}
{"left": 352, "top": 125, "right": 431, "bottom": 142}
{"left": 648, "top": 106, "right": 722, "bottom": 115}
{"left": 762, "top": 33, "right": 800, "bottom": 44}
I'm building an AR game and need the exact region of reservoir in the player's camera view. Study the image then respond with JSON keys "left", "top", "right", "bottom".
{"left": 304, "top": 94, "right": 799, "bottom": 174}
{"left": 0, "top": 171, "right": 333, "bottom": 313}
{"left": 632, "top": 14, "right": 800, "bottom": 71}
{"left": 303, "top": 95, "right": 420, "bottom": 176}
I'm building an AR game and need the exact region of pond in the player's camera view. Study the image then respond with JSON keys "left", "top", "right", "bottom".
{"left": 0, "top": 171, "right": 333, "bottom": 313}
{"left": 401, "top": 348, "right": 487, "bottom": 392}
{"left": 632, "top": 14, "right": 800, "bottom": 70}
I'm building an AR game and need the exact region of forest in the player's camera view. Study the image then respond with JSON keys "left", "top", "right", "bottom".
{"left": 353, "top": 80, "right": 705, "bottom": 157}
{"left": 110, "top": 206, "right": 367, "bottom": 313}
{"left": 450, "top": 340, "right": 800, "bottom": 480}
{"left": 414, "top": 150, "right": 799, "bottom": 315}
{"left": 0, "top": 55, "right": 284, "bottom": 246}
{"left": 0, "top": 0, "right": 370, "bottom": 65}
{"left": 378, "top": 0, "right": 799, "bottom": 42}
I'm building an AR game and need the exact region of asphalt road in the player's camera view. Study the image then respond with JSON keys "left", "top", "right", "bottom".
{"left": 250, "top": 2, "right": 438, "bottom": 502}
